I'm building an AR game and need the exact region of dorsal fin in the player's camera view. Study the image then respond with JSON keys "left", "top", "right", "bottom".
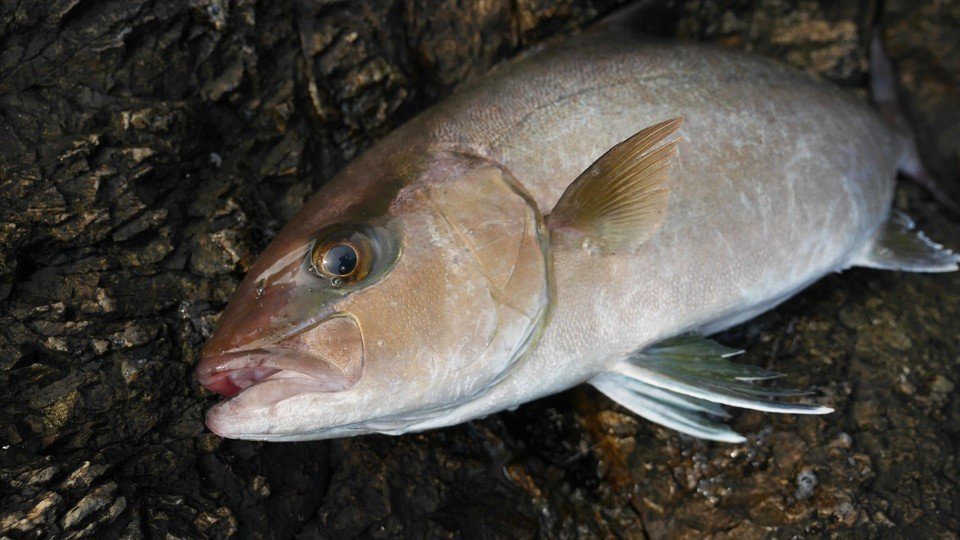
{"left": 546, "top": 117, "right": 682, "bottom": 253}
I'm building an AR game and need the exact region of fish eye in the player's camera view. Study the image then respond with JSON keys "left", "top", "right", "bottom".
{"left": 309, "top": 227, "right": 376, "bottom": 284}
{"left": 322, "top": 243, "right": 359, "bottom": 276}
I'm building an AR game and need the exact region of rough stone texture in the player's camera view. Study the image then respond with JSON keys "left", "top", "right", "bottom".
{"left": 1, "top": 0, "right": 957, "bottom": 537}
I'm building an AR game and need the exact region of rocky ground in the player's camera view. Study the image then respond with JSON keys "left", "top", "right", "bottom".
{"left": 1, "top": 0, "right": 957, "bottom": 537}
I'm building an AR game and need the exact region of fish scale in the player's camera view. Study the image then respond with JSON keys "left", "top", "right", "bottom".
{"left": 196, "top": 15, "right": 958, "bottom": 442}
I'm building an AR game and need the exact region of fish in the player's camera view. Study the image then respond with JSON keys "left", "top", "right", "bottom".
{"left": 195, "top": 14, "right": 959, "bottom": 443}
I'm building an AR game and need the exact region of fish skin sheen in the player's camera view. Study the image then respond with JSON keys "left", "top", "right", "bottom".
{"left": 196, "top": 19, "right": 932, "bottom": 442}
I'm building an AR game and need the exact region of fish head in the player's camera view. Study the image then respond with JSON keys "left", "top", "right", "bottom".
{"left": 197, "top": 155, "right": 550, "bottom": 440}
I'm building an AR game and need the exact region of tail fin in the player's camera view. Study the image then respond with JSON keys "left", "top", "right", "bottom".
{"left": 870, "top": 27, "right": 960, "bottom": 215}
{"left": 870, "top": 28, "right": 922, "bottom": 174}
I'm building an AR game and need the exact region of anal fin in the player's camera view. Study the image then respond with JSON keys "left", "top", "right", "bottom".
{"left": 592, "top": 374, "right": 746, "bottom": 443}
{"left": 852, "top": 210, "right": 959, "bottom": 272}
{"left": 591, "top": 335, "right": 832, "bottom": 444}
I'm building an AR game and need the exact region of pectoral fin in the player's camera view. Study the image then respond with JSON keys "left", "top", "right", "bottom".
{"left": 546, "top": 117, "right": 682, "bottom": 253}
{"left": 591, "top": 335, "right": 832, "bottom": 443}
{"left": 850, "top": 210, "right": 959, "bottom": 272}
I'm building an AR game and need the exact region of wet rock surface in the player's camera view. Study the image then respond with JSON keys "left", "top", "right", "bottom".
{"left": 1, "top": 0, "right": 957, "bottom": 537}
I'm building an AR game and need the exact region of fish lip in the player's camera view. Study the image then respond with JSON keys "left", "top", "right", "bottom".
{"left": 195, "top": 347, "right": 356, "bottom": 398}
{"left": 197, "top": 312, "right": 363, "bottom": 399}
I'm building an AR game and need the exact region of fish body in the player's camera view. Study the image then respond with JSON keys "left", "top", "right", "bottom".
{"left": 197, "top": 20, "right": 957, "bottom": 442}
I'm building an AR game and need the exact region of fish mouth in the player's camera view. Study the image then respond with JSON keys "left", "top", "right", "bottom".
{"left": 196, "top": 315, "right": 364, "bottom": 399}
{"left": 196, "top": 348, "right": 356, "bottom": 397}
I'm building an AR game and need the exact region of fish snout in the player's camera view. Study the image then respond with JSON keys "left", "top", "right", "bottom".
{"left": 196, "top": 315, "right": 364, "bottom": 398}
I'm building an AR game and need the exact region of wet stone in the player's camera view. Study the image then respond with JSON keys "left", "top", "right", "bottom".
{"left": 60, "top": 461, "right": 109, "bottom": 491}
{"left": 61, "top": 482, "right": 118, "bottom": 530}
{"left": 111, "top": 208, "right": 169, "bottom": 242}
{"left": 19, "top": 466, "right": 60, "bottom": 488}
{"left": 250, "top": 475, "right": 271, "bottom": 498}
{"left": 194, "top": 506, "right": 238, "bottom": 538}
{"left": 188, "top": 229, "right": 252, "bottom": 277}
{"left": 795, "top": 467, "right": 818, "bottom": 501}
{"left": 929, "top": 374, "right": 955, "bottom": 395}
{"left": 0, "top": 492, "right": 64, "bottom": 534}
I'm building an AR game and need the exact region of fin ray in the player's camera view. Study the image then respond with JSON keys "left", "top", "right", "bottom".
{"left": 644, "top": 334, "right": 784, "bottom": 382}
{"left": 592, "top": 374, "right": 747, "bottom": 443}
{"left": 593, "top": 335, "right": 832, "bottom": 443}
{"left": 611, "top": 361, "right": 831, "bottom": 414}
{"left": 547, "top": 117, "right": 682, "bottom": 252}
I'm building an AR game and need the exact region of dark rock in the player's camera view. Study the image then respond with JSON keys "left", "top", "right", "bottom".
{"left": 1, "top": 0, "right": 958, "bottom": 537}
{"left": 61, "top": 481, "right": 119, "bottom": 530}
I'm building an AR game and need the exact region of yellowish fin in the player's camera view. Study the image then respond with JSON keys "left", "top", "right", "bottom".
{"left": 546, "top": 117, "right": 682, "bottom": 253}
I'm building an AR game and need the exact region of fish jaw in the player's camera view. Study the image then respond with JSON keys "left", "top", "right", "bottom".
{"left": 198, "top": 315, "right": 371, "bottom": 440}
{"left": 202, "top": 361, "right": 467, "bottom": 441}
{"left": 203, "top": 384, "right": 381, "bottom": 441}
{"left": 196, "top": 315, "right": 364, "bottom": 399}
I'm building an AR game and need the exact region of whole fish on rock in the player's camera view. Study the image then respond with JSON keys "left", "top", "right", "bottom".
{"left": 196, "top": 14, "right": 958, "bottom": 442}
